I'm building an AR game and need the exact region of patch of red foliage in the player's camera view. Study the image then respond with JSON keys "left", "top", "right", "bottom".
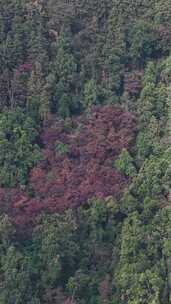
{"left": 17, "top": 62, "right": 33, "bottom": 74}
{"left": 0, "top": 106, "right": 136, "bottom": 230}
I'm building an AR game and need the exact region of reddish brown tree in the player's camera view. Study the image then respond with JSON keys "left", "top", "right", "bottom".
{"left": 0, "top": 106, "right": 136, "bottom": 230}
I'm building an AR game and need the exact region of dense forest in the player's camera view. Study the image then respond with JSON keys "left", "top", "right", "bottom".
{"left": 0, "top": 0, "right": 171, "bottom": 303}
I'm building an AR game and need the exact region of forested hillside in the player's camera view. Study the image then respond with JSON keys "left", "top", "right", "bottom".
{"left": 0, "top": 0, "right": 171, "bottom": 303}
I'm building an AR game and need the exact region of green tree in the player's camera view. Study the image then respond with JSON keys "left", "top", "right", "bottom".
{"left": 83, "top": 79, "right": 98, "bottom": 108}
{"left": 0, "top": 108, "right": 42, "bottom": 186}
{"left": 129, "top": 20, "right": 159, "bottom": 65}
{"left": 115, "top": 212, "right": 164, "bottom": 304}
{"left": 115, "top": 149, "right": 137, "bottom": 178}
{"left": 50, "top": 30, "right": 79, "bottom": 118}
{"left": 0, "top": 215, "right": 38, "bottom": 303}
{"left": 32, "top": 210, "right": 79, "bottom": 292}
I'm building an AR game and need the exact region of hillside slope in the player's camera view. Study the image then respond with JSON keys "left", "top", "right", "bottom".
{"left": 0, "top": 1, "right": 171, "bottom": 303}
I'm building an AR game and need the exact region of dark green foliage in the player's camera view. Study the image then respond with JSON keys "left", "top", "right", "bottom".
{"left": 115, "top": 211, "right": 165, "bottom": 304}
{"left": 0, "top": 215, "right": 39, "bottom": 304}
{"left": 0, "top": 108, "right": 42, "bottom": 186}
{"left": 135, "top": 61, "right": 169, "bottom": 164}
{"left": 129, "top": 21, "right": 159, "bottom": 65}
{"left": 49, "top": 30, "right": 80, "bottom": 117}
{"left": 115, "top": 149, "right": 137, "bottom": 178}
{"left": 55, "top": 142, "right": 69, "bottom": 155}
{"left": 0, "top": 0, "right": 171, "bottom": 303}
{"left": 83, "top": 79, "right": 98, "bottom": 108}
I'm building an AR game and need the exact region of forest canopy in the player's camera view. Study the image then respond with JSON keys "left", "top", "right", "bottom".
{"left": 0, "top": 0, "right": 171, "bottom": 303}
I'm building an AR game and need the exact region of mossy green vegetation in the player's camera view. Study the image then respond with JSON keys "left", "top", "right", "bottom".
{"left": 0, "top": 0, "right": 171, "bottom": 303}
